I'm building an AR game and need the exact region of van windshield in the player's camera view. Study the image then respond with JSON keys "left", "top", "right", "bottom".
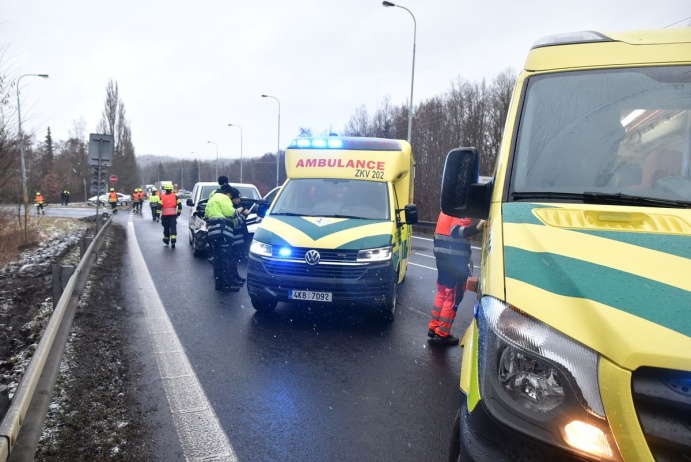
{"left": 511, "top": 66, "right": 691, "bottom": 204}
{"left": 270, "top": 178, "right": 390, "bottom": 220}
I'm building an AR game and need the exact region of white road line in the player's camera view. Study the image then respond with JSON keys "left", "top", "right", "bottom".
{"left": 408, "top": 262, "right": 437, "bottom": 270}
{"left": 127, "top": 221, "right": 238, "bottom": 462}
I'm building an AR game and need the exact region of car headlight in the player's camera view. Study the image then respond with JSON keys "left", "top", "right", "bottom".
{"left": 356, "top": 246, "right": 392, "bottom": 262}
{"left": 249, "top": 240, "right": 271, "bottom": 257}
{"left": 477, "top": 297, "right": 621, "bottom": 461}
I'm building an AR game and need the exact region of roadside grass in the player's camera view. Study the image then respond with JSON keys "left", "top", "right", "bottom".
{"left": 0, "top": 211, "right": 88, "bottom": 268}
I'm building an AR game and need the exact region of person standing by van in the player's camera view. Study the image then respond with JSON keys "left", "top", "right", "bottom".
{"left": 205, "top": 184, "right": 242, "bottom": 291}
{"left": 427, "top": 212, "right": 485, "bottom": 346}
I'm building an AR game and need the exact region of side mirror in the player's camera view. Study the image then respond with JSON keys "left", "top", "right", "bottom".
{"left": 257, "top": 201, "right": 270, "bottom": 218}
{"left": 440, "top": 147, "right": 492, "bottom": 219}
{"left": 404, "top": 204, "right": 418, "bottom": 225}
{"left": 186, "top": 198, "right": 194, "bottom": 207}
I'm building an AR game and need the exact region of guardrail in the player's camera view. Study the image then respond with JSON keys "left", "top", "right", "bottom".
{"left": 0, "top": 215, "right": 112, "bottom": 461}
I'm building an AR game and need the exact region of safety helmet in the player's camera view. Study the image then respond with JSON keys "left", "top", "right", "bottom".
{"left": 36, "top": 192, "right": 40, "bottom": 195}
{"left": 110, "top": 188, "right": 115, "bottom": 192}
{"left": 164, "top": 184, "right": 174, "bottom": 191}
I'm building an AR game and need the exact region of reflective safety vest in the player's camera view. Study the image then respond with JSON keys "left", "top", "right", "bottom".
{"left": 35, "top": 194, "right": 44, "bottom": 204}
{"left": 433, "top": 213, "right": 472, "bottom": 259}
{"left": 109, "top": 191, "right": 118, "bottom": 203}
{"left": 160, "top": 193, "right": 179, "bottom": 216}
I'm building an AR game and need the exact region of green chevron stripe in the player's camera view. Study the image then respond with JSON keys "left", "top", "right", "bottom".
{"left": 576, "top": 230, "right": 691, "bottom": 260}
{"left": 505, "top": 246, "right": 691, "bottom": 338}
{"left": 502, "top": 202, "right": 551, "bottom": 225}
{"left": 270, "top": 215, "right": 383, "bottom": 240}
{"left": 336, "top": 234, "right": 392, "bottom": 249}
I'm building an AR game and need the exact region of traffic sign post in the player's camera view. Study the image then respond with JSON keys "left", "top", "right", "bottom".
{"left": 110, "top": 175, "right": 118, "bottom": 184}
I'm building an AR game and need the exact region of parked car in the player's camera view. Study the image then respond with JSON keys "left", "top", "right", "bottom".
{"left": 87, "top": 192, "right": 131, "bottom": 206}
{"left": 185, "top": 182, "right": 262, "bottom": 257}
{"left": 263, "top": 186, "right": 281, "bottom": 203}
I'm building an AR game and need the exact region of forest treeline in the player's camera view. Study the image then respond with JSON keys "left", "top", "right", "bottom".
{"left": 1, "top": 65, "right": 516, "bottom": 222}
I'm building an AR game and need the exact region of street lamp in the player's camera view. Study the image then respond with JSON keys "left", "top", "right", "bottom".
{"left": 261, "top": 94, "right": 281, "bottom": 187}
{"left": 16, "top": 73, "right": 49, "bottom": 232}
{"left": 382, "top": 1, "right": 416, "bottom": 143}
{"left": 207, "top": 141, "right": 219, "bottom": 180}
{"left": 228, "top": 124, "right": 243, "bottom": 183}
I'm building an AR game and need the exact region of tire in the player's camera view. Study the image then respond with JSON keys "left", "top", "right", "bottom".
{"left": 189, "top": 229, "right": 194, "bottom": 245}
{"left": 121, "top": 201, "right": 128, "bottom": 206}
{"left": 251, "top": 296, "right": 277, "bottom": 313}
{"left": 381, "top": 274, "right": 398, "bottom": 322}
{"left": 448, "top": 409, "right": 462, "bottom": 462}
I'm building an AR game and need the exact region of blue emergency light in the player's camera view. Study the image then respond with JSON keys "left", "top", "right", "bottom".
{"left": 288, "top": 137, "right": 402, "bottom": 151}
{"left": 278, "top": 247, "right": 292, "bottom": 257}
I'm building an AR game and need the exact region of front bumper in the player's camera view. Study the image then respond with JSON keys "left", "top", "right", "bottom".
{"left": 247, "top": 253, "right": 395, "bottom": 306}
{"left": 457, "top": 398, "right": 590, "bottom": 462}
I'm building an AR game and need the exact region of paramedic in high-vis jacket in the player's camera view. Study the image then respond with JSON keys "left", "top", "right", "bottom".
{"left": 427, "top": 212, "right": 485, "bottom": 346}
{"left": 205, "top": 184, "right": 243, "bottom": 292}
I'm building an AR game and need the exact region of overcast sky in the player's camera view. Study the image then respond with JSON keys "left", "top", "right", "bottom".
{"left": 2, "top": 0, "right": 689, "bottom": 163}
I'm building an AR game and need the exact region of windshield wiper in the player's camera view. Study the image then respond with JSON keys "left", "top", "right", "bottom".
{"left": 582, "top": 192, "right": 691, "bottom": 208}
{"left": 511, "top": 191, "right": 586, "bottom": 201}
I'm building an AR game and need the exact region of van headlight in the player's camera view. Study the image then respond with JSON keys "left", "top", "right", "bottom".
{"left": 249, "top": 240, "right": 272, "bottom": 257}
{"left": 477, "top": 297, "right": 621, "bottom": 461}
{"left": 356, "top": 246, "right": 392, "bottom": 262}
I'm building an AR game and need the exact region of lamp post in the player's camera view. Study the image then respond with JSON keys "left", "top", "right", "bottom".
{"left": 228, "top": 124, "right": 243, "bottom": 183}
{"left": 261, "top": 94, "right": 281, "bottom": 187}
{"left": 382, "top": 1, "right": 416, "bottom": 143}
{"left": 207, "top": 141, "right": 219, "bottom": 180}
{"left": 16, "top": 73, "right": 49, "bottom": 236}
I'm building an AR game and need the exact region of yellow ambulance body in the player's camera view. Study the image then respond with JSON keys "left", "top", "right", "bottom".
{"left": 442, "top": 29, "right": 691, "bottom": 461}
{"left": 247, "top": 137, "right": 418, "bottom": 321}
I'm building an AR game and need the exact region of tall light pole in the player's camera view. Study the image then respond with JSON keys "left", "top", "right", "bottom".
{"left": 16, "top": 73, "right": 49, "bottom": 239}
{"left": 191, "top": 151, "right": 200, "bottom": 182}
{"left": 382, "top": 1, "right": 416, "bottom": 143}
{"left": 228, "top": 124, "right": 243, "bottom": 183}
{"left": 261, "top": 94, "right": 281, "bottom": 187}
{"left": 207, "top": 141, "right": 219, "bottom": 180}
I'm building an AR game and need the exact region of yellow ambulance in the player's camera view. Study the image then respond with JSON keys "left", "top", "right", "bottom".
{"left": 247, "top": 136, "right": 418, "bottom": 321}
{"left": 441, "top": 29, "right": 691, "bottom": 461}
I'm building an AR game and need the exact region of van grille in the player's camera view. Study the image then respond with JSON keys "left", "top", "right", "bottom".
{"left": 264, "top": 260, "right": 366, "bottom": 279}
{"left": 631, "top": 367, "right": 691, "bottom": 462}
{"left": 271, "top": 248, "right": 359, "bottom": 262}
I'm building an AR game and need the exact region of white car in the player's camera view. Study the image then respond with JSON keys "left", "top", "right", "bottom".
{"left": 186, "top": 182, "right": 262, "bottom": 257}
{"left": 87, "top": 192, "right": 132, "bottom": 206}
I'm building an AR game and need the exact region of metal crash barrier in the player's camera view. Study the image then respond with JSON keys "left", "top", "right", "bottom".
{"left": 0, "top": 215, "right": 113, "bottom": 461}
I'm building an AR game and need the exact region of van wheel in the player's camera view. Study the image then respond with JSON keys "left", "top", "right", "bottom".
{"left": 381, "top": 277, "right": 397, "bottom": 322}
{"left": 251, "top": 296, "right": 277, "bottom": 313}
{"left": 189, "top": 229, "right": 194, "bottom": 245}
{"left": 448, "top": 409, "right": 461, "bottom": 462}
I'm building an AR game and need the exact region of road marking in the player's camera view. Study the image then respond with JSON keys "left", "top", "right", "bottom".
{"left": 409, "top": 262, "right": 437, "bottom": 270}
{"left": 127, "top": 221, "right": 238, "bottom": 462}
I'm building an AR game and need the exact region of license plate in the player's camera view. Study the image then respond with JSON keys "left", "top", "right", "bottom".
{"left": 289, "top": 290, "right": 332, "bottom": 302}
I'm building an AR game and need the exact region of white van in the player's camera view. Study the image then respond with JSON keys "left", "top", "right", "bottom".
{"left": 185, "top": 181, "right": 262, "bottom": 256}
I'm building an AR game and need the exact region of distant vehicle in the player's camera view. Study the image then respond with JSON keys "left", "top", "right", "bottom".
{"left": 177, "top": 189, "right": 191, "bottom": 200}
{"left": 87, "top": 193, "right": 131, "bottom": 206}
{"left": 185, "top": 181, "right": 262, "bottom": 257}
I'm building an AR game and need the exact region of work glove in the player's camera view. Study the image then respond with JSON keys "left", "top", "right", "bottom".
{"left": 177, "top": 210, "right": 181, "bottom": 216}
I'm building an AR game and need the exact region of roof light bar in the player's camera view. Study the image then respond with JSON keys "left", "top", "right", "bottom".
{"left": 288, "top": 137, "right": 402, "bottom": 151}
{"left": 532, "top": 31, "right": 612, "bottom": 49}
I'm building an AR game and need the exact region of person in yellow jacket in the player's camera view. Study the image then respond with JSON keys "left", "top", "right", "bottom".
{"left": 148, "top": 187, "right": 161, "bottom": 222}
{"left": 160, "top": 183, "right": 182, "bottom": 248}
{"left": 34, "top": 192, "right": 45, "bottom": 215}
{"left": 205, "top": 184, "right": 242, "bottom": 291}
{"left": 108, "top": 188, "right": 118, "bottom": 214}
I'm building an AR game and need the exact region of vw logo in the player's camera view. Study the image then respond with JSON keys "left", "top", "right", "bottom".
{"left": 305, "top": 250, "right": 321, "bottom": 265}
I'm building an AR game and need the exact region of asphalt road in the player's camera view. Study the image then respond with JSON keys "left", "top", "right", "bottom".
{"left": 71, "top": 205, "right": 481, "bottom": 462}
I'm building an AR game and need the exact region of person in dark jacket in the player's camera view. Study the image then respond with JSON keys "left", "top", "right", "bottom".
{"left": 427, "top": 212, "right": 485, "bottom": 346}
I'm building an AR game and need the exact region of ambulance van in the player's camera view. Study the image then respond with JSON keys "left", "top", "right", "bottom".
{"left": 247, "top": 136, "right": 418, "bottom": 321}
{"left": 441, "top": 29, "right": 691, "bottom": 461}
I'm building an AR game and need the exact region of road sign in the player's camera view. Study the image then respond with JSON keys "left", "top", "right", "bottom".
{"left": 110, "top": 175, "right": 118, "bottom": 184}
{"left": 88, "top": 134, "right": 114, "bottom": 167}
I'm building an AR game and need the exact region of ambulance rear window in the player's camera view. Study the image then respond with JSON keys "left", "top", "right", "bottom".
{"left": 288, "top": 137, "right": 402, "bottom": 151}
